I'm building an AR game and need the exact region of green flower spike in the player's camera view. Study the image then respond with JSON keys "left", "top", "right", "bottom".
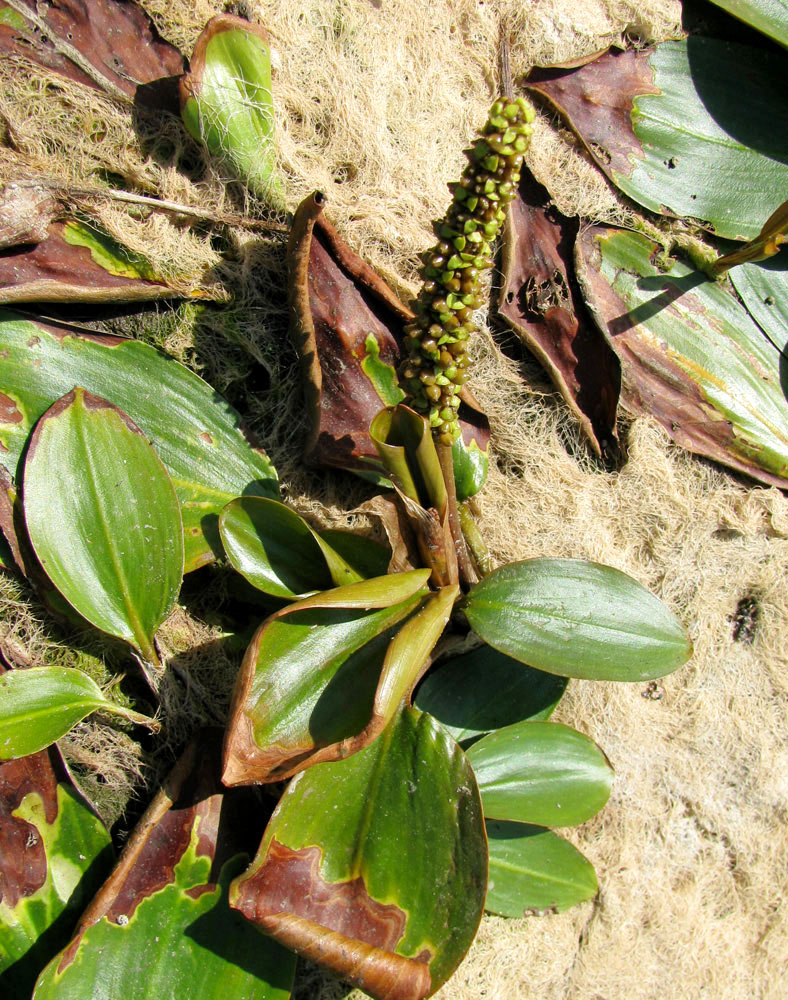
{"left": 401, "top": 97, "right": 535, "bottom": 445}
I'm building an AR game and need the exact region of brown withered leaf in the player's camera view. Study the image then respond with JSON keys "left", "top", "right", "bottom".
{"left": 0, "top": 220, "right": 209, "bottom": 304}
{"left": 498, "top": 168, "right": 620, "bottom": 457}
{"left": 0, "top": 738, "right": 113, "bottom": 996}
{"left": 0, "top": 0, "right": 184, "bottom": 106}
{"left": 287, "top": 191, "right": 490, "bottom": 477}
{"left": 43, "top": 733, "right": 295, "bottom": 996}
{"left": 525, "top": 47, "right": 659, "bottom": 181}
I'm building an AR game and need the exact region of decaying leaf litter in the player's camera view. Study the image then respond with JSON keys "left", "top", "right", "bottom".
{"left": 1, "top": 0, "right": 787, "bottom": 998}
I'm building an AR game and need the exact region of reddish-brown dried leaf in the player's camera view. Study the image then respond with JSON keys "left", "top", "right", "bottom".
{"left": 525, "top": 48, "right": 659, "bottom": 181}
{"left": 236, "top": 840, "right": 431, "bottom": 1000}
{"left": 0, "top": 222, "right": 175, "bottom": 304}
{"left": 498, "top": 169, "right": 620, "bottom": 457}
{"left": 0, "top": 0, "right": 183, "bottom": 106}
{"left": 57, "top": 734, "right": 267, "bottom": 972}
{"left": 0, "top": 747, "right": 60, "bottom": 907}
{"left": 287, "top": 192, "right": 490, "bottom": 476}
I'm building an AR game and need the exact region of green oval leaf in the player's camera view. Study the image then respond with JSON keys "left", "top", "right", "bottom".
{"left": 222, "top": 570, "right": 434, "bottom": 784}
{"left": 24, "top": 390, "right": 183, "bottom": 662}
{"left": 0, "top": 311, "right": 279, "bottom": 572}
{"left": 0, "top": 667, "right": 153, "bottom": 760}
{"left": 465, "top": 558, "right": 692, "bottom": 681}
{"left": 528, "top": 41, "right": 788, "bottom": 241}
{"left": 485, "top": 820, "right": 597, "bottom": 917}
{"left": 0, "top": 746, "right": 114, "bottom": 996}
{"left": 219, "top": 496, "right": 362, "bottom": 598}
{"left": 467, "top": 720, "right": 613, "bottom": 827}
{"left": 414, "top": 645, "right": 567, "bottom": 745}
{"left": 230, "top": 706, "right": 487, "bottom": 999}
{"left": 180, "top": 15, "right": 283, "bottom": 207}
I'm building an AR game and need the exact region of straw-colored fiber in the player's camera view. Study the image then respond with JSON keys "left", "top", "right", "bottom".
{"left": 2, "top": 1, "right": 786, "bottom": 998}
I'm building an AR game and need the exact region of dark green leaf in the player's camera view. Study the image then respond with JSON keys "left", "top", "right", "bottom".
{"left": 465, "top": 559, "right": 691, "bottom": 681}
{"left": 222, "top": 570, "right": 438, "bottom": 784}
{"left": 180, "top": 15, "right": 283, "bottom": 207}
{"left": 230, "top": 706, "right": 486, "bottom": 1000}
{"left": 707, "top": 0, "right": 788, "bottom": 47}
{"left": 317, "top": 528, "right": 391, "bottom": 580}
{"left": 0, "top": 667, "right": 154, "bottom": 760}
{"left": 414, "top": 645, "right": 567, "bottom": 745}
{"left": 32, "top": 735, "right": 295, "bottom": 1000}
{"left": 576, "top": 227, "right": 788, "bottom": 488}
{"left": 485, "top": 820, "right": 597, "bottom": 917}
{"left": 219, "top": 497, "right": 364, "bottom": 598}
{"left": 24, "top": 389, "right": 183, "bottom": 663}
{"left": 467, "top": 720, "right": 613, "bottom": 827}
{"left": 0, "top": 746, "right": 113, "bottom": 996}
{"left": 451, "top": 434, "right": 489, "bottom": 502}
{"left": 0, "top": 311, "right": 278, "bottom": 572}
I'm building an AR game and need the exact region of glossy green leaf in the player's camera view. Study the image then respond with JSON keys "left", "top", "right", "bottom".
{"left": 414, "top": 645, "right": 567, "bottom": 745}
{"left": 576, "top": 227, "right": 788, "bottom": 488}
{"left": 222, "top": 570, "right": 436, "bottom": 784}
{"left": 729, "top": 255, "right": 788, "bottom": 358}
{"left": 467, "top": 721, "right": 613, "bottom": 827}
{"left": 0, "top": 667, "right": 154, "bottom": 760}
{"left": 713, "top": 200, "right": 788, "bottom": 272}
{"left": 485, "top": 821, "right": 597, "bottom": 917}
{"left": 465, "top": 559, "right": 691, "bottom": 681}
{"left": 180, "top": 15, "right": 283, "bottom": 207}
{"left": 317, "top": 528, "right": 391, "bottom": 580}
{"left": 707, "top": 0, "right": 788, "bottom": 47}
{"left": 370, "top": 405, "right": 447, "bottom": 510}
{"left": 0, "top": 311, "right": 279, "bottom": 572}
{"left": 0, "top": 746, "right": 113, "bottom": 996}
{"left": 24, "top": 390, "right": 183, "bottom": 662}
{"left": 219, "top": 497, "right": 363, "bottom": 599}
{"left": 33, "top": 735, "right": 295, "bottom": 1000}
{"left": 619, "top": 39, "right": 788, "bottom": 240}
{"left": 230, "top": 706, "right": 487, "bottom": 1000}
{"left": 451, "top": 434, "right": 489, "bottom": 502}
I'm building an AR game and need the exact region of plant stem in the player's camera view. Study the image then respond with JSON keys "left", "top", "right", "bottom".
{"left": 437, "top": 441, "right": 477, "bottom": 587}
{"left": 458, "top": 501, "right": 493, "bottom": 577}
{"left": 9, "top": 178, "right": 289, "bottom": 232}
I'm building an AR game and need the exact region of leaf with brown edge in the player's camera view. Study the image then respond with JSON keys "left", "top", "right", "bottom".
{"left": 230, "top": 705, "right": 487, "bottom": 1000}
{"left": 286, "top": 192, "right": 490, "bottom": 481}
{"left": 0, "top": 219, "right": 221, "bottom": 305}
{"left": 0, "top": 0, "right": 184, "bottom": 107}
{"left": 0, "top": 740, "right": 113, "bottom": 997}
{"left": 221, "top": 569, "right": 437, "bottom": 785}
{"left": 0, "top": 310, "right": 279, "bottom": 573}
{"left": 498, "top": 167, "right": 620, "bottom": 458}
{"left": 32, "top": 733, "right": 295, "bottom": 1000}
{"left": 526, "top": 40, "right": 788, "bottom": 241}
{"left": 575, "top": 226, "right": 788, "bottom": 488}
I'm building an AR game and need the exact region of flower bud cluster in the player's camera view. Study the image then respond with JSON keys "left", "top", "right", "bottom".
{"left": 401, "top": 96, "right": 535, "bottom": 445}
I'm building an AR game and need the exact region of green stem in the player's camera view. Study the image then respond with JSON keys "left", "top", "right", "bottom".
{"left": 458, "top": 502, "right": 493, "bottom": 578}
